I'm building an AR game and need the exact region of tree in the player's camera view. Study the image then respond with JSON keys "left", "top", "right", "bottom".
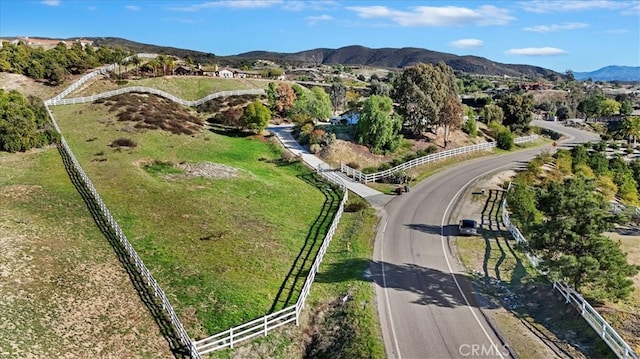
{"left": 291, "top": 86, "right": 332, "bottom": 123}
{"left": 355, "top": 95, "right": 402, "bottom": 153}
{"left": 439, "top": 96, "right": 463, "bottom": 148}
{"left": 532, "top": 175, "right": 638, "bottom": 299}
{"left": 266, "top": 82, "right": 277, "bottom": 110}
{"left": 496, "top": 128, "right": 514, "bottom": 150}
{"left": 393, "top": 62, "right": 458, "bottom": 137}
{"left": 497, "top": 93, "right": 534, "bottom": 133}
{"left": 369, "top": 79, "right": 390, "bottom": 96}
{"left": 275, "top": 83, "right": 296, "bottom": 116}
{"left": 480, "top": 103, "right": 504, "bottom": 124}
{"left": 242, "top": 101, "right": 271, "bottom": 133}
{"left": 577, "top": 92, "right": 605, "bottom": 121}
{"left": 600, "top": 98, "right": 620, "bottom": 120}
{"left": 620, "top": 100, "right": 634, "bottom": 117}
{"left": 328, "top": 82, "right": 346, "bottom": 113}
{"left": 130, "top": 55, "right": 141, "bottom": 76}
{"left": 506, "top": 182, "right": 541, "bottom": 233}
{"left": 0, "top": 90, "right": 59, "bottom": 152}
{"left": 618, "top": 116, "right": 640, "bottom": 146}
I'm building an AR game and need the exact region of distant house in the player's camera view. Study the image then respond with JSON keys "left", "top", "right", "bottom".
{"left": 218, "top": 69, "right": 233, "bottom": 78}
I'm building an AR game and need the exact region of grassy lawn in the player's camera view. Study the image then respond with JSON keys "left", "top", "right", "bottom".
{"left": 70, "top": 76, "right": 272, "bottom": 100}
{"left": 51, "top": 101, "right": 333, "bottom": 339}
{"left": 0, "top": 148, "right": 172, "bottom": 358}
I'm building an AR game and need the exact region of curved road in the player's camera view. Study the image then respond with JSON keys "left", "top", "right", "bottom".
{"left": 373, "top": 121, "right": 600, "bottom": 359}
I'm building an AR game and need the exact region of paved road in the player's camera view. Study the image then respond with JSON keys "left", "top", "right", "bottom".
{"left": 373, "top": 121, "right": 600, "bottom": 359}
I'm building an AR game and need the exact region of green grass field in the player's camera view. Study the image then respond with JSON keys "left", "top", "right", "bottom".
{"left": 51, "top": 101, "right": 333, "bottom": 338}
{"left": 71, "top": 76, "right": 272, "bottom": 100}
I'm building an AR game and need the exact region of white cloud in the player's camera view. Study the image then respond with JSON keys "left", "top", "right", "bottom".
{"left": 606, "top": 28, "right": 629, "bottom": 34}
{"left": 125, "top": 5, "right": 141, "bottom": 11}
{"left": 306, "top": 14, "right": 333, "bottom": 25}
{"left": 41, "top": 0, "right": 60, "bottom": 6}
{"left": 523, "top": 22, "right": 589, "bottom": 33}
{"left": 523, "top": 22, "right": 588, "bottom": 33}
{"left": 506, "top": 47, "right": 568, "bottom": 56}
{"left": 285, "top": 0, "right": 338, "bottom": 12}
{"left": 450, "top": 39, "right": 484, "bottom": 48}
{"left": 347, "top": 5, "right": 514, "bottom": 27}
{"left": 172, "top": 0, "right": 283, "bottom": 12}
{"left": 519, "top": 0, "right": 627, "bottom": 13}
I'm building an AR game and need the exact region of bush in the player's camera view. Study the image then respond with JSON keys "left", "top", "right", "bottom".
{"left": 344, "top": 200, "right": 368, "bottom": 212}
{"left": 378, "top": 162, "right": 391, "bottom": 171}
{"left": 110, "top": 138, "right": 137, "bottom": 148}
{"left": 309, "top": 143, "right": 322, "bottom": 153}
{"left": 425, "top": 144, "right": 438, "bottom": 154}
{"left": 461, "top": 118, "right": 477, "bottom": 137}
{"left": 346, "top": 161, "right": 360, "bottom": 169}
{"left": 362, "top": 166, "right": 378, "bottom": 174}
{"left": 496, "top": 129, "right": 514, "bottom": 150}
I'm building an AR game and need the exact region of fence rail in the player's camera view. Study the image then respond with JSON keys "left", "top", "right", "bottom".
{"left": 193, "top": 158, "right": 348, "bottom": 355}
{"left": 502, "top": 184, "right": 638, "bottom": 359}
{"left": 44, "top": 104, "right": 200, "bottom": 358}
{"left": 46, "top": 86, "right": 266, "bottom": 107}
{"left": 340, "top": 135, "right": 539, "bottom": 183}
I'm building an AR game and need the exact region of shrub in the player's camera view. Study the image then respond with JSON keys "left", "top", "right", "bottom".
{"left": 344, "top": 200, "right": 368, "bottom": 212}
{"left": 362, "top": 166, "right": 378, "bottom": 174}
{"left": 309, "top": 143, "right": 322, "bottom": 153}
{"left": 496, "top": 129, "right": 514, "bottom": 150}
{"left": 378, "top": 162, "right": 391, "bottom": 171}
{"left": 461, "top": 118, "right": 477, "bottom": 137}
{"left": 346, "top": 161, "right": 360, "bottom": 170}
{"left": 110, "top": 138, "right": 137, "bottom": 148}
{"left": 309, "top": 129, "right": 326, "bottom": 145}
{"left": 426, "top": 144, "right": 438, "bottom": 154}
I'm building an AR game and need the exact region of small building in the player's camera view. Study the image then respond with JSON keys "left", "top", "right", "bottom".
{"left": 218, "top": 69, "right": 233, "bottom": 78}
{"left": 174, "top": 65, "right": 203, "bottom": 76}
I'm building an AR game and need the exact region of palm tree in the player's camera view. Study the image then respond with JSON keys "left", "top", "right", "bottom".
{"left": 130, "top": 55, "right": 141, "bottom": 76}
{"left": 620, "top": 116, "right": 640, "bottom": 146}
{"left": 147, "top": 58, "right": 160, "bottom": 77}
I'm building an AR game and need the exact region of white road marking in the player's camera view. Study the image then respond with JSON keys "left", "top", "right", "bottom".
{"left": 380, "top": 219, "right": 403, "bottom": 359}
{"left": 440, "top": 168, "right": 512, "bottom": 359}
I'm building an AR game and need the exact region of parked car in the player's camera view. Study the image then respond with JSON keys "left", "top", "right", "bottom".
{"left": 458, "top": 219, "right": 479, "bottom": 236}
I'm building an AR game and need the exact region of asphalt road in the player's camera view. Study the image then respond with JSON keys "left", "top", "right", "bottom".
{"left": 372, "top": 121, "right": 600, "bottom": 359}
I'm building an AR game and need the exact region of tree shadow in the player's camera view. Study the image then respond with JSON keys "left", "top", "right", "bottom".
{"left": 269, "top": 173, "right": 341, "bottom": 312}
{"left": 316, "top": 258, "right": 499, "bottom": 310}
{"left": 56, "top": 144, "right": 190, "bottom": 358}
{"left": 404, "top": 223, "right": 458, "bottom": 236}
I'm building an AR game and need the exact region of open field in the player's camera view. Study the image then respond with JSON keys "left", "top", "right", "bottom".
{"left": 70, "top": 76, "right": 272, "bottom": 100}
{"left": 0, "top": 147, "right": 173, "bottom": 358}
{"left": 50, "top": 96, "right": 334, "bottom": 339}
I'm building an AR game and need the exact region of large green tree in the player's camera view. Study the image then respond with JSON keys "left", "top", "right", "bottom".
{"left": 577, "top": 92, "right": 605, "bottom": 121}
{"left": 0, "top": 90, "right": 59, "bottom": 152}
{"left": 393, "top": 62, "right": 458, "bottom": 137}
{"left": 291, "top": 86, "right": 332, "bottom": 123}
{"left": 242, "top": 100, "right": 271, "bottom": 133}
{"left": 355, "top": 95, "right": 402, "bottom": 153}
{"left": 497, "top": 93, "right": 534, "bottom": 133}
{"left": 532, "top": 175, "right": 638, "bottom": 299}
{"left": 439, "top": 96, "right": 463, "bottom": 148}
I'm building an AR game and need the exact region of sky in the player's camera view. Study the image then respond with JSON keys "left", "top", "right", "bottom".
{"left": 0, "top": 0, "right": 639, "bottom": 73}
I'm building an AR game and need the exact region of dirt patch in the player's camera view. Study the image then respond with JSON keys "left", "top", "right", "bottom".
{"left": 0, "top": 72, "right": 59, "bottom": 99}
{"left": 171, "top": 162, "right": 240, "bottom": 180}
{"left": 317, "top": 139, "right": 389, "bottom": 168}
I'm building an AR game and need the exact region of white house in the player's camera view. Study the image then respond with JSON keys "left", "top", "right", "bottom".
{"left": 218, "top": 69, "right": 233, "bottom": 78}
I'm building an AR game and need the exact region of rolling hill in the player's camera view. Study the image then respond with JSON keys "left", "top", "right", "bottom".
{"left": 574, "top": 65, "right": 640, "bottom": 82}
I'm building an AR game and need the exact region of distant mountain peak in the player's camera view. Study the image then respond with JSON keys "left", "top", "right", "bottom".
{"left": 574, "top": 65, "right": 640, "bottom": 82}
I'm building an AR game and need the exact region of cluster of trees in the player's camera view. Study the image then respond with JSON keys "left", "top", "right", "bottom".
{"left": 577, "top": 89, "right": 635, "bottom": 121}
{"left": 0, "top": 41, "right": 132, "bottom": 85}
{"left": 0, "top": 89, "right": 60, "bottom": 152}
{"left": 508, "top": 146, "right": 640, "bottom": 300}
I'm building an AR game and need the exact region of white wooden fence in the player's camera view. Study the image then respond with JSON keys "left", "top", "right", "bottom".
{"left": 44, "top": 104, "right": 201, "bottom": 358}
{"left": 46, "top": 86, "right": 265, "bottom": 107}
{"left": 45, "top": 55, "right": 347, "bottom": 357}
{"left": 502, "top": 184, "right": 638, "bottom": 359}
{"left": 193, "top": 166, "right": 348, "bottom": 355}
{"left": 340, "top": 135, "right": 539, "bottom": 183}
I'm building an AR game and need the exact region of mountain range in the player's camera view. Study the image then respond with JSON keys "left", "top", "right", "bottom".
{"left": 574, "top": 66, "right": 640, "bottom": 82}
{"left": 5, "top": 37, "right": 639, "bottom": 81}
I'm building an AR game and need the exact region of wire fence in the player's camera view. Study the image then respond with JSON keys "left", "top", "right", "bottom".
{"left": 501, "top": 184, "right": 638, "bottom": 359}
{"left": 340, "top": 135, "right": 539, "bottom": 183}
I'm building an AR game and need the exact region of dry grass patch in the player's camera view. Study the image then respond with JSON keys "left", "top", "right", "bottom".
{"left": 0, "top": 148, "right": 172, "bottom": 358}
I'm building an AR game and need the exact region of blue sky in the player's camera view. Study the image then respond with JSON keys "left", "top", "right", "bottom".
{"left": 1, "top": 0, "right": 639, "bottom": 72}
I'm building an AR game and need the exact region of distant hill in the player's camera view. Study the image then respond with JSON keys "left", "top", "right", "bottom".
{"left": 574, "top": 66, "right": 640, "bottom": 82}
{"left": 234, "top": 45, "right": 559, "bottom": 78}
{"left": 2, "top": 37, "right": 559, "bottom": 78}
